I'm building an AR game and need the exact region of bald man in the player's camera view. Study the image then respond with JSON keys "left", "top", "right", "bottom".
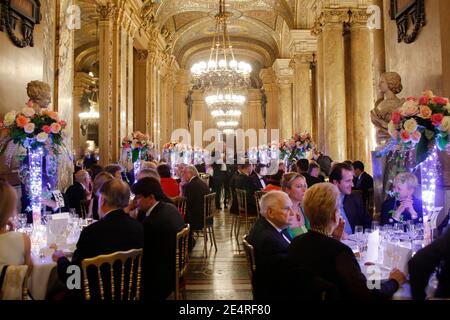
{"left": 65, "top": 169, "right": 92, "bottom": 217}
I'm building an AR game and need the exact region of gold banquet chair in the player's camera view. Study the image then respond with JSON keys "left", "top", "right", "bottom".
{"left": 175, "top": 224, "right": 190, "bottom": 300}
{"left": 172, "top": 196, "right": 187, "bottom": 218}
{"left": 235, "top": 189, "right": 257, "bottom": 242}
{"left": 254, "top": 191, "right": 266, "bottom": 219}
{"left": 81, "top": 249, "right": 143, "bottom": 300}
{"left": 0, "top": 265, "right": 29, "bottom": 300}
{"left": 242, "top": 235, "right": 256, "bottom": 298}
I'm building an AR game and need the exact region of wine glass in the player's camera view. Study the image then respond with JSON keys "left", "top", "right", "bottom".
{"left": 371, "top": 221, "right": 380, "bottom": 231}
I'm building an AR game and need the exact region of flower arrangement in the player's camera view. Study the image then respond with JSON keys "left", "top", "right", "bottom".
{"left": 0, "top": 107, "right": 67, "bottom": 159}
{"left": 385, "top": 90, "right": 450, "bottom": 164}
{"left": 122, "top": 131, "right": 153, "bottom": 162}
{"left": 279, "top": 132, "right": 315, "bottom": 161}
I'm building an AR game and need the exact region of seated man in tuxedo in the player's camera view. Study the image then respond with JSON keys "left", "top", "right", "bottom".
{"left": 329, "top": 163, "right": 372, "bottom": 235}
{"left": 247, "top": 191, "right": 293, "bottom": 300}
{"left": 52, "top": 179, "right": 144, "bottom": 299}
{"left": 251, "top": 163, "right": 268, "bottom": 190}
{"left": 131, "top": 177, "right": 185, "bottom": 300}
{"left": 229, "top": 160, "right": 258, "bottom": 216}
{"left": 183, "top": 165, "right": 210, "bottom": 243}
{"left": 296, "top": 159, "right": 321, "bottom": 188}
{"left": 65, "top": 169, "right": 92, "bottom": 217}
{"left": 352, "top": 161, "right": 374, "bottom": 205}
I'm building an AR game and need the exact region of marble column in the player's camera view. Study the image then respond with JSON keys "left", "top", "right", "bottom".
{"left": 273, "top": 60, "right": 294, "bottom": 140}
{"left": 259, "top": 68, "right": 278, "bottom": 135}
{"left": 315, "top": 32, "right": 325, "bottom": 152}
{"left": 97, "top": 4, "right": 115, "bottom": 166}
{"left": 290, "top": 53, "right": 314, "bottom": 134}
{"left": 174, "top": 69, "right": 191, "bottom": 132}
{"left": 370, "top": 0, "right": 386, "bottom": 103}
{"left": 349, "top": 9, "right": 375, "bottom": 172}
{"left": 133, "top": 50, "right": 148, "bottom": 134}
{"left": 321, "top": 10, "right": 349, "bottom": 162}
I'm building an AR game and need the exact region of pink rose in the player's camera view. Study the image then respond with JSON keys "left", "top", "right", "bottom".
{"left": 411, "top": 130, "right": 422, "bottom": 144}
{"left": 391, "top": 112, "right": 402, "bottom": 125}
{"left": 58, "top": 120, "right": 67, "bottom": 127}
{"left": 400, "top": 130, "right": 411, "bottom": 142}
{"left": 401, "top": 101, "right": 419, "bottom": 117}
{"left": 431, "top": 113, "right": 444, "bottom": 127}
{"left": 42, "top": 125, "right": 52, "bottom": 134}
{"left": 419, "top": 96, "right": 429, "bottom": 106}
{"left": 24, "top": 123, "right": 35, "bottom": 134}
{"left": 26, "top": 99, "right": 34, "bottom": 108}
{"left": 432, "top": 96, "right": 449, "bottom": 105}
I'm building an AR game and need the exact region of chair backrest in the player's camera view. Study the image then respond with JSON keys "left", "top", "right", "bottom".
{"left": 175, "top": 224, "right": 190, "bottom": 300}
{"left": 81, "top": 248, "right": 143, "bottom": 300}
{"left": 172, "top": 196, "right": 187, "bottom": 218}
{"left": 254, "top": 191, "right": 266, "bottom": 218}
{"left": 0, "top": 265, "right": 28, "bottom": 300}
{"left": 242, "top": 235, "right": 256, "bottom": 280}
{"left": 204, "top": 193, "right": 216, "bottom": 226}
{"left": 199, "top": 173, "right": 210, "bottom": 187}
{"left": 80, "top": 199, "right": 91, "bottom": 219}
{"left": 236, "top": 189, "right": 247, "bottom": 215}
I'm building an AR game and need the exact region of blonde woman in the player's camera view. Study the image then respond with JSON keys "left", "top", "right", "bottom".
{"left": 0, "top": 181, "right": 32, "bottom": 273}
{"left": 287, "top": 183, "right": 406, "bottom": 300}
{"left": 381, "top": 172, "right": 423, "bottom": 225}
{"left": 281, "top": 173, "right": 310, "bottom": 238}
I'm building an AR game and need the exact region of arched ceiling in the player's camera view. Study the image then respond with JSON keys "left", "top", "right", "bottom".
{"left": 157, "top": 0, "right": 295, "bottom": 69}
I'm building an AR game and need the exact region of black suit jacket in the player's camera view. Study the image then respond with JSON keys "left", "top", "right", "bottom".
{"left": 247, "top": 218, "right": 292, "bottom": 300}
{"left": 142, "top": 201, "right": 185, "bottom": 300}
{"left": 409, "top": 227, "right": 450, "bottom": 300}
{"left": 229, "top": 171, "right": 258, "bottom": 215}
{"left": 250, "top": 172, "right": 267, "bottom": 190}
{"left": 184, "top": 176, "right": 210, "bottom": 230}
{"left": 343, "top": 193, "right": 372, "bottom": 233}
{"left": 353, "top": 172, "right": 374, "bottom": 203}
{"left": 65, "top": 182, "right": 87, "bottom": 217}
{"left": 287, "top": 231, "right": 399, "bottom": 300}
{"left": 56, "top": 209, "right": 144, "bottom": 299}
{"left": 300, "top": 172, "right": 322, "bottom": 188}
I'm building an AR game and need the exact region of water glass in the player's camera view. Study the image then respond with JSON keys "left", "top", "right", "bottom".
{"left": 371, "top": 221, "right": 380, "bottom": 231}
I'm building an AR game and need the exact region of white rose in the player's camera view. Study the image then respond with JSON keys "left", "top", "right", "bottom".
{"left": 388, "top": 121, "right": 398, "bottom": 138}
{"left": 404, "top": 118, "right": 418, "bottom": 133}
{"left": 36, "top": 132, "right": 48, "bottom": 143}
{"left": 439, "top": 116, "right": 450, "bottom": 132}
{"left": 3, "top": 111, "right": 16, "bottom": 126}
{"left": 22, "top": 107, "right": 35, "bottom": 117}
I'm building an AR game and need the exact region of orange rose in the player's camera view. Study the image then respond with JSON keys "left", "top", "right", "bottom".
{"left": 418, "top": 106, "right": 432, "bottom": 119}
{"left": 411, "top": 131, "right": 422, "bottom": 144}
{"left": 44, "top": 110, "right": 59, "bottom": 121}
{"left": 50, "top": 123, "right": 62, "bottom": 134}
{"left": 16, "top": 115, "right": 29, "bottom": 128}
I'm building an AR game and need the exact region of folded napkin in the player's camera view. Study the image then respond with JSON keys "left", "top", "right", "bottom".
{"left": 365, "top": 230, "right": 380, "bottom": 263}
{"left": 383, "top": 242, "right": 412, "bottom": 274}
{"left": 51, "top": 212, "right": 70, "bottom": 220}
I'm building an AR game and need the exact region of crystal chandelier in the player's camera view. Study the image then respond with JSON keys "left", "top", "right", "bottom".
{"left": 190, "top": 0, "right": 251, "bottom": 130}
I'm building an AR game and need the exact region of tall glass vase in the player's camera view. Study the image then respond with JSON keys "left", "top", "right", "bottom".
{"left": 28, "top": 147, "right": 44, "bottom": 225}
{"left": 133, "top": 150, "right": 142, "bottom": 183}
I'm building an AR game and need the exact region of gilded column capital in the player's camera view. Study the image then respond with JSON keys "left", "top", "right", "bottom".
{"left": 290, "top": 53, "right": 315, "bottom": 69}
{"left": 348, "top": 8, "right": 372, "bottom": 28}
{"left": 259, "top": 68, "right": 276, "bottom": 84}
{"left": 97, "top": 3, "right": 117, "bottom": 22}
{"left": 312, "top": 9, "right": 350, "bottom": 35}
{"left": 136, "top": 49, "right": 149, "bottom": 62}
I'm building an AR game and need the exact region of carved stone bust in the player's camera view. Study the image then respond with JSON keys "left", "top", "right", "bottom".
{"left": 26, "top": 80, "right": 52, "bottom": 111}
{"left": 370, "top": 72, "right": 405, "bottom": 146}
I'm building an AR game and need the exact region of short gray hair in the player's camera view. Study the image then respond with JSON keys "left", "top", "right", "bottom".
{"left": 137, "top": 168, "right": 161, "bottom": 182}
{"left": 394, "top": 172, "right": 418, "bottom": 190}
{"left": 98, "top": 179, "right": 130, "bottom": 208}
{"left": 259, "top": 191, "right": 287, "bottom": 217}
{"left": 185, "top": 165, "right": 199, "bottom": 177}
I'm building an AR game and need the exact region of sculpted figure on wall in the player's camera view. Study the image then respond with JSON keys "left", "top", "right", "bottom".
{"left": 370, "top": 72, "right": 405, "bottom": 146}
{"left": 26, "top": 80, "right": 52, "bottom": 111}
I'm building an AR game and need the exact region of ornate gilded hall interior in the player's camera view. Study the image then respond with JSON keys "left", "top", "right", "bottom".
{"left": 1, "top": 0, "right": 450, "bottom": 302}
